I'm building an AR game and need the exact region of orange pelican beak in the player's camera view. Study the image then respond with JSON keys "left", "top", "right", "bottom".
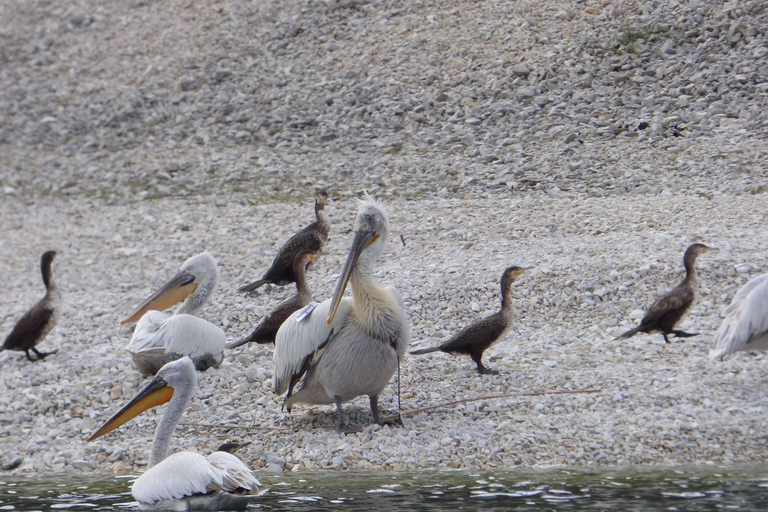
{"left": 120, "top": 270, "right": 198, "bottom": 324}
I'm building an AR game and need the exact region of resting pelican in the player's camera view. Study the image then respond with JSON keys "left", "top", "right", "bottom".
{"left": 227, "top": 250, "right": 318, "bottom": 348}
{"left": 710, "top": 273, "right": 768, "bottom": 360}
{"left": 2, "top": 250, "right": 60, "bottom": 362}
{"left": 238, "top": 190, "right": 330, "bottom": 293}
{"left": 273, "top": 195, "right": 409, "bottom": 432}
{"left": 615, "top": 243, "right": 716, "bottom": 343}
{"left": 121, "top": 252, "right": 225, "bottom": 376}
{"left": 88, "top": 357, "right": 260, "bottom": 510}
{"left": 410, "top": 266, "right": 530, "bottom": 375}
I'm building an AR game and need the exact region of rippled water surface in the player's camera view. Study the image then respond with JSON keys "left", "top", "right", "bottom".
{"left": 2, "top": 465, "right": 768, "bottom": 511}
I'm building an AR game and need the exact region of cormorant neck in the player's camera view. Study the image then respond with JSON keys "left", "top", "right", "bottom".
{"left": 500, "top": 288, "right": 515, "bottom": 317}
{"left": 149, "top": 383, "right": 195, "bottom": 468}
{"left": 683, "top": 256, "right": 698, "bottom": 283}
{"left": 294, "top": 262, "right": 311, "bottom": 300}
{"left": 41, "top": 260, "right": 54, "bottom": 290}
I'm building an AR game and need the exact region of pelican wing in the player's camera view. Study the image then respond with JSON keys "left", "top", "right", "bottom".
{"left": 127, "top": 313, "right": 225, "bottom": 361}
{"left": 273, "top": 298, "right": 351, "bottom": 395}
{"left": 132, "top": 451, "right": 258, "bottom": 505}
{"left": 712, "top": 273, "right": 768, "bottom": 359}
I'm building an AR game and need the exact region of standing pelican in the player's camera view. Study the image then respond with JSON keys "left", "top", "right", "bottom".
{"left": 238, "top": 190, "right": 329, "bottom": 293}
{"left": 615, "top": 243, "right": 716, "bottom": 343}
{"left": 87, "top": 357, "right": 260, "bottom": 510}
{"left": 273, "top": 195, "right": 409, "bottom": 432}
{"left": 710, "top": 273, "right": 768, "bottom": 360}
{"left": 227, "top": 250, "right": 318, "bottom": 348}
{"left": 410, "top": 266, "right": 530, "bottom": 375}
{"left": 2, "top": 250, "right": 60, "bottom": 362}
{"left": 121, "top": 252, "right": 225, "bottom": 376}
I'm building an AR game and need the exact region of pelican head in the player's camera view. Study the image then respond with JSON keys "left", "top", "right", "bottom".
{"left": 327, "top": 195, "right": 389, "bottom": 324}
{"left": 87, "top": 357, "right": 197, "bottom": 442}
{"left": 120, "top": 252, "right": 219, "bottom": 324}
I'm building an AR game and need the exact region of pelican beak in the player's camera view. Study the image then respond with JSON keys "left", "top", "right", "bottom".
{"left": 327, "top": 230, "right": 376, "bottom": 324}
{"left": 120, "top": 270, "right": 198, "bottom": 324}
{"left": 87, "top": 375, "right": 174, "bottom": 442}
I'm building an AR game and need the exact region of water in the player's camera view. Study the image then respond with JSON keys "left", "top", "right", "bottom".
{"left": 2, "top": 465, "right": 768, "bottom": 511}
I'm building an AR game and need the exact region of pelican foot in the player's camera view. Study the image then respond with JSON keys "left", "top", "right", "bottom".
{"left": 338, "top": 423, "right": 363, "bottom": 434}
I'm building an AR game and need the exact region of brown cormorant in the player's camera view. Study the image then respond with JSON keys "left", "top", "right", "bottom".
{"left": 614, "top": 243, "right": 716, "bottom": 343}
{"left": 238, "top": 190, "right": 329, "bottom": 293}
{"left": 2, "top": 250, "right": 60, "bottom": 362}
{"left": 227, "top": 250, "right": 318, "bottom": 348}
{"left": 410, "top": 266, "right": 530, "bottom": 375}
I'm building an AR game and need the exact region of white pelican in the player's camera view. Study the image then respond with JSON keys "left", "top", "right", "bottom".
{"left": 273, "top": 195, "right": 409, "bottom": 432}
{"left": 88, "top": 357, "right": 260, "bottom": 510}
{"left": 710, "top": 273, "right": 768, "bottom": 360}
{"left": 121, "top": 252, "right": 225, "bottom": 376}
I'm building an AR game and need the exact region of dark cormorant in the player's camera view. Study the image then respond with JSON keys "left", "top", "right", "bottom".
{"left": 227, "top": 250, "right": 318, "bottom": 348}
{"left": 614, "top": 243, "right": 716, "bottom": 343}
{"left": 2, "top": 251, "right": 60, "bottom": 361}
{"left": 238, "top": 190, "right": 329, "bottom": 293}
{"left": 410, "top": 266, "right": 530, "bottom": 375}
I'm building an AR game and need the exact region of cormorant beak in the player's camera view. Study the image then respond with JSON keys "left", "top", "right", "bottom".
{"left": 516, "top": 266, "right": 534, "bottom": 276}
{"left": 120, "top": 270, "right": 198, "bottom": 324}
{"left": 216, "top": 441, "right": 252, "bottom": 454}
{"left": 327, "top": 229, "right": 376, "bottom": 324}
{"left": 87, "top": 376, "right": 174, "bottom": 442}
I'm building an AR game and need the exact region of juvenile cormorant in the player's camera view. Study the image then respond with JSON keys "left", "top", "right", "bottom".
{"left": 2, "top": 250, "right": 60, "bottom": 362}
{"left": 227, "top": 250, "right": 318, "bottom": 348}
{"left": 238, "top": 190, "right": 329, "bottom": 293}
{"left": 410, "top": 266, "right": 530, "bottom": 375}
{"left": 615, "top": 243, "right": 716, "bottom": 343}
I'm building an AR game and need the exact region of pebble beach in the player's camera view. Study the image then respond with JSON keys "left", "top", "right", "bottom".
{"left": 1, "top": 0, "right": 768, "bottom": 475}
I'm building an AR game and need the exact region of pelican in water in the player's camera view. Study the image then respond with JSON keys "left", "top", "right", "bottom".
{"left": 2, "top": 250, "right": 60, "bottom": 362}
{"left": 410, "top": 266, "right": 531, "bottom": 375}
{"left": 88, "top": 357, "right": 260, "bottom": 510}
{"left": 710, "top": 273, "right": 768, "bottom": 360}
{"left": 615, "top": 243, "right": 717, "bottom": 343}
{"left": 273, "top": 195, "right": 409, "bottom": 432}
{"left": 238, "top": 190, "right": 329, "bottom": 293}
{"left": 121, "top": 252, "right": 225, "bottom": 377}
{"left": 227, "top": 250, "right": 318, "bottom": 348}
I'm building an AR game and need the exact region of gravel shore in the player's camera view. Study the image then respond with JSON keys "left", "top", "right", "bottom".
{"left": 1, "top": 0, "right": 768, "bottom": 474}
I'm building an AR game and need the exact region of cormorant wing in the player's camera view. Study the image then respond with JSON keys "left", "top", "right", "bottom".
{"left": 4, "top": 303, "right": 54, "bottom": 349}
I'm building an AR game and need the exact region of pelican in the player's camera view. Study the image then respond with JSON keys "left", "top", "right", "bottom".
{"left": 87, "top": 357, "right": 260, "bottom": 510}
{"left": 615, "top": 243, "right": 717, "bottom": 343}
{"left": 273, "top": 195, "right": 409, "bottom": 432}
{"left": 410, "top": 266, "right": 531, "bottom": 375}
{"left": 238, "top": 190, "right": 330, "bottom": 293}
{"left": 121, "top": 252, "right": 225, "bottom": 377}
{"left": 2, "top": 250, "right": 60, "bottom": 362}
{"left": 710, "top": 273, "right": 768, "bottom": 360}
{"left": 227, "top": 250, "right": 318, "bottom": 348}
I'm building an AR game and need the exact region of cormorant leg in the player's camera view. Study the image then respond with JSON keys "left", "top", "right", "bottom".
{"left": 370, "top": 395, "right": 381, "bottom": 425}
{"left": 25, "top": 349, "right": 37, "bottom": 362}
{"left": 32, "top": 347, "right": 57, "bottom": 360}
{"left": 671, "top": 330, "right": 699, "bottom": 339}
{"left": 476, "top": 360, "right": 499, "bottom": 375}
{"left": 335, "top": 395, "right": 360, "bottom": 434}
{"left": 662, "top": 333, "right": 671, "bottom": 344}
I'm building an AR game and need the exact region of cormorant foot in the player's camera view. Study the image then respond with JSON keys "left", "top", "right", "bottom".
{"left": 381, "top": 414, "right": 405, "bottom": 427}
{"left": 671, "top": 330, "right": 699, "bottom": 339}
{"left": 477, "top": 366, "right": 500, "bottom": 375}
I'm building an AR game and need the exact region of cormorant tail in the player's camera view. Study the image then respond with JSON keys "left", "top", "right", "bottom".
{"left": 237, "top": 279, "right": 267, "bottom": 293}
{"left": 409, "top": 346, "right": 441, "bottom": 355}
